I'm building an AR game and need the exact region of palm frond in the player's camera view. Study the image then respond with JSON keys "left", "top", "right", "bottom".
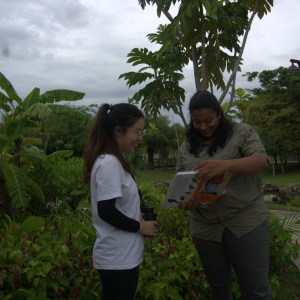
{"left": 2, "top": 163, "right": 30, "bottom": 209}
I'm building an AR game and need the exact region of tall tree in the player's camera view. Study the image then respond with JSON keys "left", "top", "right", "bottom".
{"left": 245, "top": 93, "right": 300, "bottom": 173}
{"left": 121, "top": 0, "right": 273, "bottom": 119}
{"left": 243, "top": 66, "right": 300, "bottom": 101}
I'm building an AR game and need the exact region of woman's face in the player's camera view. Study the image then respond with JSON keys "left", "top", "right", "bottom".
{"left": 191, "top": 108, "right": 221, "bottom": 141}
{"left": 115, "top": 117, "right": 144, "bottom": 154}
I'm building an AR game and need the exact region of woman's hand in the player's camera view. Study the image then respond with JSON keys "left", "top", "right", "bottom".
{"left": 178, "top": 195, "right": 200, "bottom": 211}
{"left": 138, "top": 219, "right": 158, "bottom": 237}
{"left": 192, "top": 160, "right": 228, "bottom": 181}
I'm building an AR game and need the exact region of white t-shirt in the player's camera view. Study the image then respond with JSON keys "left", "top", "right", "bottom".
{"left": 90, "top": 154, "right": 144, "bottom": 270}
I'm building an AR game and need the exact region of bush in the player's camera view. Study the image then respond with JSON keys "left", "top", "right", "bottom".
{"left": 0, "top": 213, "right": 98, "bottom": 300}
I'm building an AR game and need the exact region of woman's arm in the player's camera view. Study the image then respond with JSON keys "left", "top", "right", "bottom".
{"left": 192, "top": 154, "right": 269, "bottom": 181}
{"left": 179, "top": 155, "right": 269, "bottom": 211}
{"left": 98, "top": 199, "right": 158, "bottom": 236}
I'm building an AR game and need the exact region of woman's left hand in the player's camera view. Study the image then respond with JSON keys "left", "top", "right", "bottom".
{"left": 192, "top": 160, "right": 228, "bottom": 181}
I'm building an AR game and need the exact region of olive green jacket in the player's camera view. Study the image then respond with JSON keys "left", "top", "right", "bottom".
{"left": 176, "top": 122, "right": 269, "bottom": 242}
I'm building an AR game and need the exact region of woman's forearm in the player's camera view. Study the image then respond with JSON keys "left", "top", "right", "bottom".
{"left": 193, "top": 155, "right": 269, "bottom": 181}
{"left": 224, "top": 155, "right": 269, "bottom": 175}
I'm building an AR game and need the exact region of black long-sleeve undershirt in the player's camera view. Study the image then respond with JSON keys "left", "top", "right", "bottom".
{"left": 97, "top": 198, "right": 140, "bottom": 232}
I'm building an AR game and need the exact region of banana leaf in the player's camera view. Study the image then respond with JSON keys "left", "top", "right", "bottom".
{"left": 6, "top": 119, "right": 26, "bottom": 142}
{"left": 0, "top": 72, "right": 22, "bottom": 104}
{"left": 40, "top": 89, "right": 85, "bottom": 104}
{"left": 2, "top": 163, "right": 30, "bottom": 209}
{"left": 22, "top": 137, "right": 43, "bottom": 148}
{"left": 21, "top": 87, "right": 40, "bottom": 110}
{"left": 26, "top": 146, "right": 44, "bottom": 157}
{"left": 47, "top": 104, "right": 91, "bottom": 125}
{"left": 22, "top": 102, "right": 53, "bottom": 119}
{"left": 0, "top": 135, "right": 7, "bottom": 150}
{"left": 0, "top": 92, "right": 12, "bottom": 112}
{"left": 46, "top": 150, "right": 73, "bottom": 161}
{"left": 20, "top": 152, "right": 63, "bottom": 181}
{"left": 25, "top": 177, "right": 46, "bottom": 203}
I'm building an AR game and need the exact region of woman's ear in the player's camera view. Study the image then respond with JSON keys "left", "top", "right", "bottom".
{"left": 114, "top": 126, "right": 123, "bottom": 137}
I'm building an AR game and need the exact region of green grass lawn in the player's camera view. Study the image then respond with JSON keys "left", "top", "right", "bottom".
{"left": 266, "top": 203, "right": 300, "bottom": 212}
{"left": 138, "top": 163, "right": 300, "bottom": 187}
{"left": 261, "top": 162, "right": 300, "bottom": 187}
{"left": 137, "top": 169, "right": 177, "bottom": 183}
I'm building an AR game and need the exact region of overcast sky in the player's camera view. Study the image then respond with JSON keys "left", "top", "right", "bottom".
{"left": 1, "top": 0, "right": 299, "bottom": 125}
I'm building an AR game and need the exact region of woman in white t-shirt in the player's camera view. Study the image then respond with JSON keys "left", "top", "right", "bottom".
{"left": 83, "top": 103, "right": 158, "bottom": 300}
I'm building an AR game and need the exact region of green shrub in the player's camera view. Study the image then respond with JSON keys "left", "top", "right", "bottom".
{"left": 287, "top": 197, "right": 300, "bottom": 208}
{"left": 0, "top": 213, "right": 98, "bottom": 300}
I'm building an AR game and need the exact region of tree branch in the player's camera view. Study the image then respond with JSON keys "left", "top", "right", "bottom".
{"left": 218, "top": 0, "right": 259, "bottom": 105}
{"left": 200, "top": 2, "right": 206, "bottom": 90}
{"left": 225, "top": 32, "right": 238, "bottom": 116}
{"left": 192, "top": 46, "right": 202, "bottom": 91}
{"left": 224, "top": 72, "right": 236, "bottom": 117}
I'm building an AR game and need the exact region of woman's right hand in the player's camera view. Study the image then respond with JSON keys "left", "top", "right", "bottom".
{"left": 138, "top": 219, "right": 158, "bottom": 237}
{"left": 178, "top": 195, "right": 200, "bottom": 211}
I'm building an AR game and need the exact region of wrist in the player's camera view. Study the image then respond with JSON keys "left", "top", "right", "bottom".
{"left": 223, "top": 159, "right": 233, "bottom": 173}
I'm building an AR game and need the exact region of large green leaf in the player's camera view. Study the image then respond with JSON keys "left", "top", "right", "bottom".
{"left": 25, "top": 177, "right": 46, "bottom": 203}
{"left": 39, "top": 89, "right": 85, "bottom": 104}
{"left": 21, "top": 87, "right": 40, "bottom": 110}
{"left": 2, "top": 163, "right": 30, "bottom": 209}
{"left": 27, "top": 146, "right": 45, "bottom": 157}
{"left": 15, "top": 216, "right": 44, "bottom": 237}
{"left": 22, "top": 102, "right": 53, "bottom": 119}
{"left": 46, "top": 150, "right": 73, "bottom": 161}
{"left": 0, "top": 72, "right": 22, "bottom": 104}
{"left": 23, "top": 137, "right": 43, "bottom": 148}
{"left": 47, "top": 104, "right": 91, "bottom": 125}
{"left": 0, "top": 135, "right": 7, "bottom": 150}
{"left": 0, "top": 91, "right": 12, "bottom": 112}
{"left": 20, "top": 152, "right": 63, "bottom": 180}
{"left": 6, "top": 119, "right": 26, "bottom": 142}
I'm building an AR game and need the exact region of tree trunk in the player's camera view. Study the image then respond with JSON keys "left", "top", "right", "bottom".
{"left": 274, "top": 154, "right": 279, "bottom": 170}
{"left": 192, "top": 46, "right": 201, "bottom": 91}
{"left": 272, "top": 162, "right": 275, "bottom": 177}
{"left": 284, "top": 154, "right": 287, "bottom": 164}
{"left": 279, "top": 154, "right": 285, "bottom": 174}
{"left": 200, "top": 2, "right": 206, "bottom": 90}
{"left": 161, "top": 153, "right": 168, "bottom": 170}
{"left": 147, "top": 147, "right": 155, "bottom": 170}
{"left": 178, "top": 105, "right": 187, "bottom": 129}
{"left": 35, "top": 165, "right": 44, "bottom": 216}
{"left": 219, "top": 0, "right": 259, "bottom": 104}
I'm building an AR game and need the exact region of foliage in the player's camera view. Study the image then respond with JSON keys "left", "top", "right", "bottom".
{"left": 121, "top": 0, "right": 273, "bottom": 119}
{"left": 287, "top": 197, "right": 300, "bottom": 208}
{"left": 38, "top": 156, "right": 91, "bottom": 212}
{"left": 0, "top": 213, "right": 99, "bottom": 300}
{"left": 244, "top": 93, "right": 300, "bottom": 155}
{"left": 0, "top": 72, "right": 91, "bottom": 216}
{"left": 243, "top": 66, "right": 300, "bottom": 100}
{"left": 143, "top": 115, "right": 185, "bottom": 170}
{"left": 119, "top": 38, "right": 187, "bottom": 122}
{"left": 1, "top": 181, "right": 300, "bottom": 299}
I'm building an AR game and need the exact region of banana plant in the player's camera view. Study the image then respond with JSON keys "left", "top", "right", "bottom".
{"left": 0, "top": 72, "right": 91, "bottom": 216}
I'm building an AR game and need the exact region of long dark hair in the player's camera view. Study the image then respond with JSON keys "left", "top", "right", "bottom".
{"left": 83, "top": 103, "right": 144, "bottom": 185}
{"left": 186, "top": 90, "right": 233, "bottom": 156}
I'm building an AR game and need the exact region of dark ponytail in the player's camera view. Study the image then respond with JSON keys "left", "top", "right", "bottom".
{"left": 83, "top": 103, "right": 144, "bottom": 185}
